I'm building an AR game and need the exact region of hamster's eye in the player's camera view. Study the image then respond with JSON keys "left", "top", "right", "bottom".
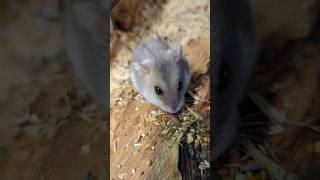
{"left": 178, "top": 81, "right": 183, "bottom": 91}
{"left": 154, "top": 86, "right": 163, "bottom": 95}
{"left": 221, "top": 64, "right": 231, "bottom": 85}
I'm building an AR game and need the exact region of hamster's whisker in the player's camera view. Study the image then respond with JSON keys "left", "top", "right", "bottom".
{"left": 238, "top": 129, "right": 268, "bottom": 135}
{"left": 185, "top": 99, "right": 210, "bottom": 103}
{"left": 236, "top": 132, "right": 265, "bottom": 142}
{"left": 240, "top": 112, "right": 263, "bottom": 120}
{"left": 241, "top": 121, "right": 269, "bottom": 125}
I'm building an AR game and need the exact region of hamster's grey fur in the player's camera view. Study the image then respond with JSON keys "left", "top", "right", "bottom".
{"left": 212, "top": 0, "right": 257, "bottom": 161}
{"left": 131, "top": 37, "right": 191, "bottom": 113}
{"left": 65, "top": 0, "right": 109, "bottom": 110}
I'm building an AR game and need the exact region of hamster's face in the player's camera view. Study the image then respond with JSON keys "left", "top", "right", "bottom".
{"left": 131, "top": 40, "right": 191, "bottom": 113}
{"left": 142, "top": 58, "right": 191, "bottom": 113}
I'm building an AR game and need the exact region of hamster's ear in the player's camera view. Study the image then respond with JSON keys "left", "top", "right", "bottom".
{"left": 176, "top": 44, "right": 182, "bottom": 60}
{"left": 110, "top": 17, "right": 113, "bottom": 32}
{"left": 167, "top": 45, "right": 182, "bottom": 63}
{"left": 73, "top": 3, "right": 98, "bottom": 31}
{"left": 73, "top": 3, "right": 106, "bottom": 45}
{"left": 133, "top": 59, "right": 151, "bottom": 75}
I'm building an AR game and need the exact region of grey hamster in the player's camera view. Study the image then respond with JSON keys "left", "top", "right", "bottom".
{"left": 65, "top": 0, "right": 109, "bottom": 110}
{"left": 131, "top": 37, "right": 191, "bottom": 113}
{"left": 212, "top": 0, "right": 257, "bottom": 161}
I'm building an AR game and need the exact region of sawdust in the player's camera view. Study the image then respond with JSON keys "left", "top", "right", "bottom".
{"left": 110, "top": 0, "right": 210, "bottom": 179}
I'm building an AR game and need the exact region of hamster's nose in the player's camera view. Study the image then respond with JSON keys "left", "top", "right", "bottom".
{"left": 168, "top": 102, "right": 179, "bottom": 113}
{"left": 166, "top": 94, "right": 180, "bottom": 113}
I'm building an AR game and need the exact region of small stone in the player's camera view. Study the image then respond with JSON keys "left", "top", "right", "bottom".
{"left": 131, "top": 168, "right": 136, "bottom": 174}
{"left": 315, "top": 141, "right": 320, "bottom": 153}
{"left": 117, "top": 173, "right": 126, "bottom": 179}
{"left": 217, "top": 168, "right": 230, "bottom": 176}
{"left": 235, "top": 173, "right": 247, "bottom": 180}
{"left": 204, "top": 160, "right": 210, "bottom": 167}
{"left": 134, "top": 143, "right": 142, "bottom": 147}
{"left": 30, "top": 113, "right": 39, "bottom": 123}
{"left": 146, "top": 160, "right": 152, "bottom": 166}
{"left": 187, "top": 133, "right": 194, "bottom": 143}
{"left": 81, "top": 144, "right": 90, "bottom": 155}
{"left": 269, "top": 125, "right": 284, "bottom": 135}
{"left": 203, "top": 137, "right": 209, "bottom": 143}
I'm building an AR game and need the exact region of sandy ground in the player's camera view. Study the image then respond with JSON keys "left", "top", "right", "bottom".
{"left": 0, "top": 0, "right": 106, "bottom": 179}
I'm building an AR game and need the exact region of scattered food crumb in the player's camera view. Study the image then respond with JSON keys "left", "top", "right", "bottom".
{"left": 117, "top": 173, "right": 126, "bottom": 179}
{"left": 131, "top": 168, "right": 136, "bottom": 174}
{"left": 134, "top": 143, "right": 142, "bottom": 147}
{"left": 269, "top": 125, "right": 284, "bottom": 135}
{"left": 146, "top": 160, "right": 153, "bottom": 167}
{"left": 315, "top": 141, "right": 320, "bottom": 153}
{"left": 81, "top": 144, "right": 90, "bottom": 155}
{"left": 199, "top": 160, "right": 210, "bottom": 175}
{"left": 187, "top": 133, "right": 194, "bottom": 143}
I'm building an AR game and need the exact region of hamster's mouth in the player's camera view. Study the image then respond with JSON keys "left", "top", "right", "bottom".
{"left": 166, "top": 108, "right": 179, "bottom": 114}
{"left": 160, "top": 99, "right": 184, "bottom": 114}
{"left": 158, "top": 105, "right": 177, "bottom": 114}
{"left": 157, "top": 105, "right": 177, "bottom": 114}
